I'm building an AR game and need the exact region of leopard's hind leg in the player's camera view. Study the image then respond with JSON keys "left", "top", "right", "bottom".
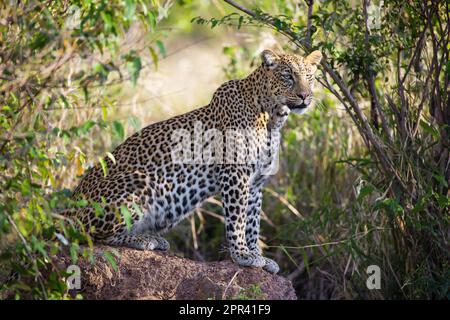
{"left": 77, "top": 171, "right": 169, "bottom": 252}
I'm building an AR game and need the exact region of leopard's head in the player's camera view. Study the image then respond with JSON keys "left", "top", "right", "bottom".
{"left": 261, "top": 49, "right": 322, "bottom": 115}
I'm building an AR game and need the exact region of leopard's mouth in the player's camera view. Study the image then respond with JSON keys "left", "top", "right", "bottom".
{"left": 285, "top": 101, "right": 311, "bottom": 115}
{"left": 288, "top": 102, "right": 308, "bottom": 110}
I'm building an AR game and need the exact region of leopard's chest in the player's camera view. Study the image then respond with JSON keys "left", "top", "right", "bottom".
{"left": 250, "top": 126, "right": 283, "bottom": 189}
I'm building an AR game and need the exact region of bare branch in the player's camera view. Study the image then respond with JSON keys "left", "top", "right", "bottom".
{"left": 363, "top": 0, "right": 392, "bottom": 142}
{"left": 223, "top": 0, "right": 257, "bottom": 17}
{"left": 305, "top": 0, "right": 314, "bottom": 45}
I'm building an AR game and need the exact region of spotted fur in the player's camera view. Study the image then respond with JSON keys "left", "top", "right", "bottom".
{"left": 67, "top": 49, "right": 322, "bottom": 274}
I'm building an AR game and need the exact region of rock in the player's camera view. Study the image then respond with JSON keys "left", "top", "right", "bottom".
{"left": 59, "top": 245, "right": 297, "bottom": 300}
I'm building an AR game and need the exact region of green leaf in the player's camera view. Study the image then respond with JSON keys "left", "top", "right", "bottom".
{"left": 102, "top": 105, "right": 108, "bottom": 120}
{"left": 112, "top": 120, "right": 125, "bottom": 140}
{"left": 147, "top": 10, "right": 157, "bottom": 30}
{"left": 126, "top": 55, "right": 142, "bottom": 85}
{"left": 76, "top": 199, "right": 88, "bottom": 207}
{"left": 419, "top": 120, "right": 439, "bottom": 138}
{"left": 357, "top": 185, "right": 375, "bottom": 202}
{"left": 103, "top": 250, "right": 118, "bottom": 272}
{"left": 433, "top": 173, "right": 448, "bottom": 188}
{"left": 238, "top": 16, "right": 243, "bottom": 29}
{"left": 31, "top": 236, "right": 49, "bottom": 259}
{"left": 92, "top": 201, "right": 105, "bottom": 217}
{"left": 93, "top": 62, "right": 105, "bottom": 74}
{"left": 100, "top": 12, "right": 114, "bottom": 33}
{"left": 128, "top": 116, "right": 141, "bottom": 131}
{"left": 120, "top": 205, "right": 132, "bottom": 232}
{"left": 124, "top": 0, "right": 136, "bottom": 22}
{"left": 59, "top": 94, "right": 70, "bottom": 108}
{"left": 99, "top": 157, "right": 108, "bottom": 177}
{"left": 156, "top": 40, "right": 166, "bottom": 58}
{"left": 30, "top": 31, "right": 49, "bottom": 50}
{"left": 149, "top": 46, "right": 159, "bottom": 69}
{"left": 81, "top": 120, "right": 96, "bottom": 134}
{"left": 436, "top": 194, "right": 450, "bottom": 209}
{"left": 70, "top": 243, "right": 79, "bottom": 264}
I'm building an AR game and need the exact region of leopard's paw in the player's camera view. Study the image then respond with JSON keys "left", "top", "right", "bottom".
{"left": 231, "top": 250, "right": 266, "bottom": 268}
{"left": 262, "top": 257, "right": 280, "bottom": 274}
{"left": 155, "top": 236, "right": 170, "bottom": 251}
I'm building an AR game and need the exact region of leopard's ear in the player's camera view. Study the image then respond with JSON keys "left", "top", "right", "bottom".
{"left": 305, "top": 50, "right": 322, "bottom": 72}
{"left": 305, "top": 50, "right": 322, "bottom": 65}
{"left": 261, "top": 49, "right": 279, "bottom": 70}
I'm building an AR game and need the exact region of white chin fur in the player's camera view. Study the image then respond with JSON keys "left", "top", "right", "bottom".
{"left": 291, "top": 107, "right": 309, "bottom": 115}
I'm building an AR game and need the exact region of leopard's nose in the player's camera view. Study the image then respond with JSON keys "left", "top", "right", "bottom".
{"left": 297, "top": 92, "right": 308, "bottom": 100}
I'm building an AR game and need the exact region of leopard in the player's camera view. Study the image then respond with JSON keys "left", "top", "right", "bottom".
{"left": 66, "top": 49, "right": 323, "bottom": 274}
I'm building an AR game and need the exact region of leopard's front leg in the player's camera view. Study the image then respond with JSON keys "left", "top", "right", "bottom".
{"left": 219, "top": 167, "right": 265, "bottom": 269}
{"left": 246, "top": 188, "right": 280, "bottom": 274}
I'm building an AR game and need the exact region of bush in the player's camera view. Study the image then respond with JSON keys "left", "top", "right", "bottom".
{"left": 0, "top": 0, "right": 170, "bottom": 299}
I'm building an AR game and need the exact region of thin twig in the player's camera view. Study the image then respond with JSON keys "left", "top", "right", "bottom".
{"left": 222, "top": 270, "right": 241, "bottom": 299}
{"left": 267, "top": 227, "right": 389, "bottom": 250}
{"left": 264, "top": 188, "right": 304, "bottom": 219}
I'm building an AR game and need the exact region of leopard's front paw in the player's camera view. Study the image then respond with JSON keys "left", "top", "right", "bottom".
{"left": 231, "top": 250, "right": 266, "bottom": 268}
{"left": 262, "top": 257, "right": 280, "bottom": 274}
{"left": 249, "top": 249, "right": 280, "bottom": 274}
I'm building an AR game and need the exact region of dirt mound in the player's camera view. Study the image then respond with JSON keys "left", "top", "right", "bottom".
{"left": 58, "top": 245, "right": 297, "bottom": 300}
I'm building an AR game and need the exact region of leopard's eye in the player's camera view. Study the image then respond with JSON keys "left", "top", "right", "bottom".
{"left": 281, "top": 73, "right": 294, "bottom": 87}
